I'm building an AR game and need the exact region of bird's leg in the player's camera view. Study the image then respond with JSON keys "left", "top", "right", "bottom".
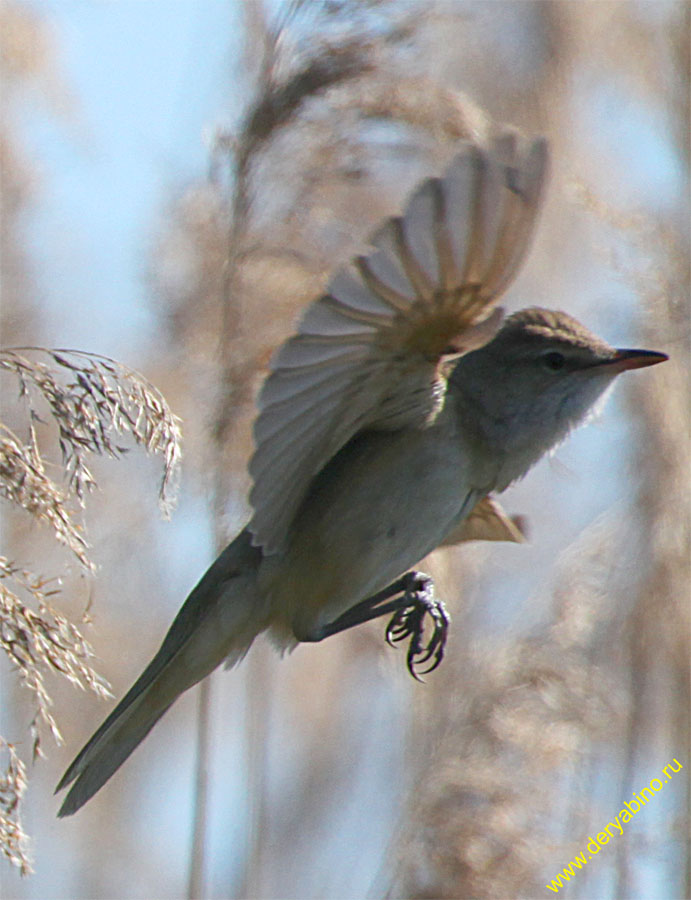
{"left": 301, "top": 572, "right": 450, "bottom": 680}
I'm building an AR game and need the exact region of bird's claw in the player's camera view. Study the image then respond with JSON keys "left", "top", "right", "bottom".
{"left": 385, "top": 573, "right": 450, "bottom": 680}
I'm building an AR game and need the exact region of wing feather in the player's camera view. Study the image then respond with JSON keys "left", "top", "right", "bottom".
{"left": 256, "top": 359, "right": 355, "bottom": 410}
{"left": 254, "top": 369, "right": 354, "bottom": 444}
{"left": 299, "top": 299, "right": 380, "bottom": 337}
{"left": 249, "top": 133, "right": 549, "bottom": 552}
{"left": 357, "top": 230, "right": 418, "bottom": 309}
{"left": 399, "top": 180, "right": 442, "bottom": 287}
{"left": 481, "top": 135, "right": 549, "bottom": 298}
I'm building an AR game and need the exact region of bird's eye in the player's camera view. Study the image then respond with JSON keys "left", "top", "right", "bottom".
{"left": 541, "top": 351, "right": 566, "bottom": 371}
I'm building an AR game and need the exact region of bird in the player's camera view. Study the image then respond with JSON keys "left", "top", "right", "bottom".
{"left": 56, "top": 131, "right": 667, "bottom": 816}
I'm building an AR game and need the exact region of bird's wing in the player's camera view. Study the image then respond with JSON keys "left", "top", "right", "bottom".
{"left": 249, "top": 132, "right": 549, "bottom": 553}
{"left": 440, "top": 496, "right": 527, "bottom": 546}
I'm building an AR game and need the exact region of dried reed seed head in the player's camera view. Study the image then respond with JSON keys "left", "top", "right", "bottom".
{"left": 0, "top": 349, "right": 178, "bottom": 870}
{"left": 0, "top": 559, "right": 112, "bottom": 757}
{"left": 0, "top": 430, "right": 92, "bottom": 570}
{"left": 0, "top": 348, "right": 182, "bottom": 517}
{"left": 0, "top": 738, "right": 31, "bottom": 875}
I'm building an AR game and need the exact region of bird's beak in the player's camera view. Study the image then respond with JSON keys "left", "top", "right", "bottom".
{"left": 597, "top": 348, "right": 669, "bottom": 374}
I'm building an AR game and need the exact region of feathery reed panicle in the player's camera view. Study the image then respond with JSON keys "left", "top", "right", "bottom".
{"left": 0, "top": 348, "right": 182, "bottom": 516}
{"left": 0, "top": 739, "right": 30, "bottom": 876}
{"left": 0, "top": 347, "right": 181, "bottom": 874}
{"left": 0, "top": 559, "right": 112, "bottom": 759}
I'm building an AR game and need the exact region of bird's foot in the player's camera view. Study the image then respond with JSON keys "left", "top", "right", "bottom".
{"left": 384, "top": 572, "right": 450, "bottom": 680}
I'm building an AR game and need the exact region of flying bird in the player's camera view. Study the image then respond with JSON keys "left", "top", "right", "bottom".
{"left": 56, "top": 131, "right": 667, "bottom": 816}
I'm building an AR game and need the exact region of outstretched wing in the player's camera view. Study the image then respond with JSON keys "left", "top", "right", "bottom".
{"left": 249, "top": 132, "right": 549, "bottom": 553}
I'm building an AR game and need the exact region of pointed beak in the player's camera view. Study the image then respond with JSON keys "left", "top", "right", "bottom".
{"left": 597, "top": 348, "right": 669, "bottom": 374}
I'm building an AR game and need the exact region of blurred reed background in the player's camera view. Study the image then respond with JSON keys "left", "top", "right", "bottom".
{"left": 1, "top": 2, "right": 688, "bottom": 898}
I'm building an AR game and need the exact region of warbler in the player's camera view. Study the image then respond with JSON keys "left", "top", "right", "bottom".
{"left": 56, "top": 131, "right": 667, "bottom": 816}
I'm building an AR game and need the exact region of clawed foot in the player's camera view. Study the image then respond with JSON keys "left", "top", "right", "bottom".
{"left": 301, "top": 570, "right": 450, "bottom": 678}
{"left": 384, "top": 573, "right": 450, "bottom": 680}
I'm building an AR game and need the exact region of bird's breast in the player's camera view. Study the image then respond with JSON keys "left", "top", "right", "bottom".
{"left": 259, "top": 414, "right": 476, "bottom": 643}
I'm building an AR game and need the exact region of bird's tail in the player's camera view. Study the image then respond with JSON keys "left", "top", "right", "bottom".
{"left": 56, "top": 530, "right": 263, "bottom": 817}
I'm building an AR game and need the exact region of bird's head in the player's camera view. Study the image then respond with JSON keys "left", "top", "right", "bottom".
{"left": 451, "top": 306, "right": 667, "bottom": 487}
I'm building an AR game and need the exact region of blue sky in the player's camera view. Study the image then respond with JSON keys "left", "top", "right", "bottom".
{"left": 20, "top": 1, "right": 241, "bottom": 356}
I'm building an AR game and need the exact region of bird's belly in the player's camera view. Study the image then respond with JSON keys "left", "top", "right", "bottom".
{"left": 259, "top": 425, "right": 474, "bottom": 644}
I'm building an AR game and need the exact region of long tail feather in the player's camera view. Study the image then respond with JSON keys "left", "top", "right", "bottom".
{"left": 56, "top": 530, "right": 262, "bottom": 815}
